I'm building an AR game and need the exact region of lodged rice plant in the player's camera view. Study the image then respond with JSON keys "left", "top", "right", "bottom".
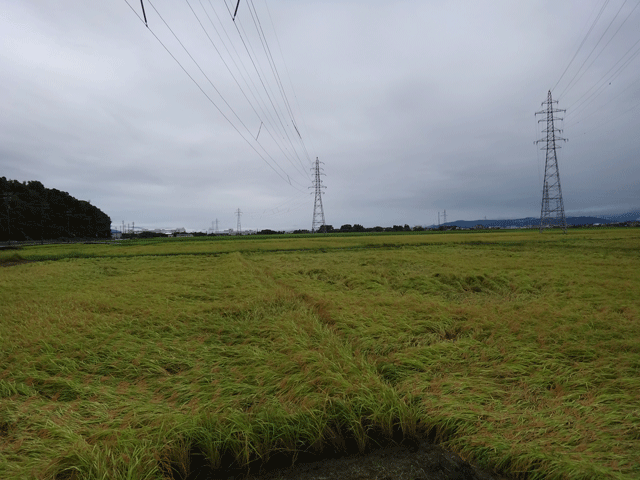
{"left": 0, "top": 228, "right": 639, "bottom": 479}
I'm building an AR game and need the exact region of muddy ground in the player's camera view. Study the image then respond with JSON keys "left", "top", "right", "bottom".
{"left": 191, "top": 441, "right": 510, "bottom": 480}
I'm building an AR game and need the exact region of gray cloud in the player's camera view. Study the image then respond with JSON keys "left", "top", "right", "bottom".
{"left": 1, "top": 0, "right": 638, "bottom": 232}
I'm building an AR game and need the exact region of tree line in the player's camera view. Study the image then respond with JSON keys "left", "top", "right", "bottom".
{"left": 291, "top": 224, "right": 427, "bottom": 234}
{"left": 1, "top": 178, "right": 111, "bottom": 241}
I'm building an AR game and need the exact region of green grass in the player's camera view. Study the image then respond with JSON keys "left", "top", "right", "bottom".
{"left": 1, "top": 228, "right": 639, "bottom": 479}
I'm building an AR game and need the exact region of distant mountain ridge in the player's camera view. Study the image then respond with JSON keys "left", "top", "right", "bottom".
{"left": 429, "top": 211, "right": 640, "bottom": 229}
{"left": 595, "top": 211, "right": 640, "bottom": 222}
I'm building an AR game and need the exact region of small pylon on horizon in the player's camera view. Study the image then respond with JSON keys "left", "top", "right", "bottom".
{"left": 310, "top": 158, "right": 326, "bottom": 233}
{"left": 235, "top": 208, "right": 242, "bottom": 235}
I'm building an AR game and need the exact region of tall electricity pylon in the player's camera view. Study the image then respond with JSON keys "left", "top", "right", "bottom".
{"left": 310, "top": 157, "right": 326, "bottom": 233}
{"left": 235, "top": 208, "right": 242, "bottom": 235}
{"left": 536, "top": 90, "right": 567, "bottom": 233}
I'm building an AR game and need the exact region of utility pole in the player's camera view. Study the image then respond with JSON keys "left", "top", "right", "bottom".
{"left": 536, "top": 90, "right": 567, "bottom": 233}
{"left": 438, "top": 212, "right": 440, "bottom": 227}
{"left": 235, "top": 209, "right": 242, "bottom": 235}
{"left": 310, "top": 157, "right": 326, "bottom": 233}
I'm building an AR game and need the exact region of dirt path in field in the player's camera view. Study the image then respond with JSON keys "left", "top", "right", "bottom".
{"left": 200, "top": 441, "right": 509, "bottom": 480}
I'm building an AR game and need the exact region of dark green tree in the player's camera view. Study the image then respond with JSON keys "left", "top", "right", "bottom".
{"left": 0, "top": 177, "right": 111, "bottom": 241}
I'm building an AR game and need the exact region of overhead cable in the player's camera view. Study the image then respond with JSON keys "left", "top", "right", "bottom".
{"left": 559, "top": 0, "right": 629, "bottom": 99}
{"left": 245, "top": 0, "right": 309, "bottom": 173}
{"left": 185, "top": 0, "right": 310, "bottom": 180}
{"left": 122, "top": 0, "right": 307, "bottom": 192}
{"left": 202, "top": 0, "right": 302, "bottom": 168}
{"left": 225, "top": 3, "right": 306, "bottom": 175}
{"left": 552, "top": 0, "right": 610, "bottom": 94}
{"left": 263, "top": 0, "right": 316, "bottom": 164}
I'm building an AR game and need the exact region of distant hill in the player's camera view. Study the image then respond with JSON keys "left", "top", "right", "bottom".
{"left": 428, "top": 211, "right": 640, "bottom": 229}
{"left": 1, "top": 177, "right": 111, "bottom": 241}
{"left": 597, "top": 211, "right": 640, "bottom": 222}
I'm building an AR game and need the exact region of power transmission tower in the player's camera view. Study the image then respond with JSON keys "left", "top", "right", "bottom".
{"left": 536, "top": 90, "right": 568, "bottom": 233}
{"left": 235, "top": 209, "right": 242, "bottom": 235}
{"left": 310, "top": 157, "right": 326, "bottom": 233}
{"left": 443, "top": 210, "right": 447, "bottom": 225}
{"left": 215, "top": 218, "right": 219, "bottom": 234}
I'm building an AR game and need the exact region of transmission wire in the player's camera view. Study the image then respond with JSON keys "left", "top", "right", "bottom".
{"left": 184, "top": 0, "right": 310, "bottom": 181}
{"left": 203, "top": 0, "right": 298, "bottom": 161}
{"left": 552, "top": 0, "right": 610, "bottom": 94}
{"left": 559, "top": 0, "right": 628, "bottom": 99}
{"left": 149, "top": 0, "right": 305, "bottom": 187}
{"left": 263, "top": 0, "right": 316, "bottom": 165}
{"left": 564, "top": 0, "right": 639, "bottom": 106}
{"left": 199, "top": 0, "right": 307, "bottom": 176}
{"left": 245, "top": 0, "right": 309, "bottom": 175}
{"left": 565, "top": 37, "right": 640, "bottom": 124}
{"left": 226, "top": 2, "right": 308, "bottom": 180}
{"left": 122, "top": 0, "right": 306, "bottom": 192}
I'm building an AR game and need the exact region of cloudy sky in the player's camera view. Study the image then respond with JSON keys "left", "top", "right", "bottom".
{"left": 1, "top": 0, "right": 639, "bottom": 231}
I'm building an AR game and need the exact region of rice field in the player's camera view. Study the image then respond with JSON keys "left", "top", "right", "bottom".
{"left": 1, "top": 228, "right": 639, "bottom": 479}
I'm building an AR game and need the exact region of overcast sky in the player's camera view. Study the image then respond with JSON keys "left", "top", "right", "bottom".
{"left": 1, "top": 0, "right": 639, "bottom": 231}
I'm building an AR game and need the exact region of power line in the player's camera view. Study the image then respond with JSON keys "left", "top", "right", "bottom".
{"left": 569, "top": 85, "right": 640, "bottom": 137}
{"left": 558, "top": 0, "right": 621, "bottom": 99}
{"left": 261, "top": 0, "right": 315, "bottom": 165}
{"left": 249, "top": 1, "right": 300, "bottom": 142}
{"left": 122, "top": 0, "right": 307, "bottom": 192}
{"left": 550, "top": 0, "right": 640, "bottom": 142}
{"left": 184, "top": 0, "right": 310, "bottom": 181}
{"left": 225, "top": 1, "right": 306, "bottom": 175}
{"left": 562, "top": 0, "right": 639, "bottom": 102}
{"left": 565, "top": 36, "right": 640, "bottom": 125}
{"left": 245, "top": 0, "right": 309, "bottom": 175}
{"left": 244, "top": 192, "right": 310, "bottom": 221}
{"left": 148, "top": 1, "right": 291, "bottom": 172}
{"left": 201, "top": 0, "right": 305, "bottom": 173}
{"left": 552, "top": 0, "right": 610, "bottom": 94}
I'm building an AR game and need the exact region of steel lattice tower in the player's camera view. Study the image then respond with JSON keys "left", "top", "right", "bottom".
{"left": 310, "top": 157, "right": 326, "bottom": 233}
{"left": 235, "top": 208, "right": 242, "bottom": 235}
{"left": 536, "top": 90, "right": 567, "bottom": 233}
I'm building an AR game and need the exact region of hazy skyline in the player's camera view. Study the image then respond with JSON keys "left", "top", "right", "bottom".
{"left": 2, "top": 0, "right": 639, "bottom": 232}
